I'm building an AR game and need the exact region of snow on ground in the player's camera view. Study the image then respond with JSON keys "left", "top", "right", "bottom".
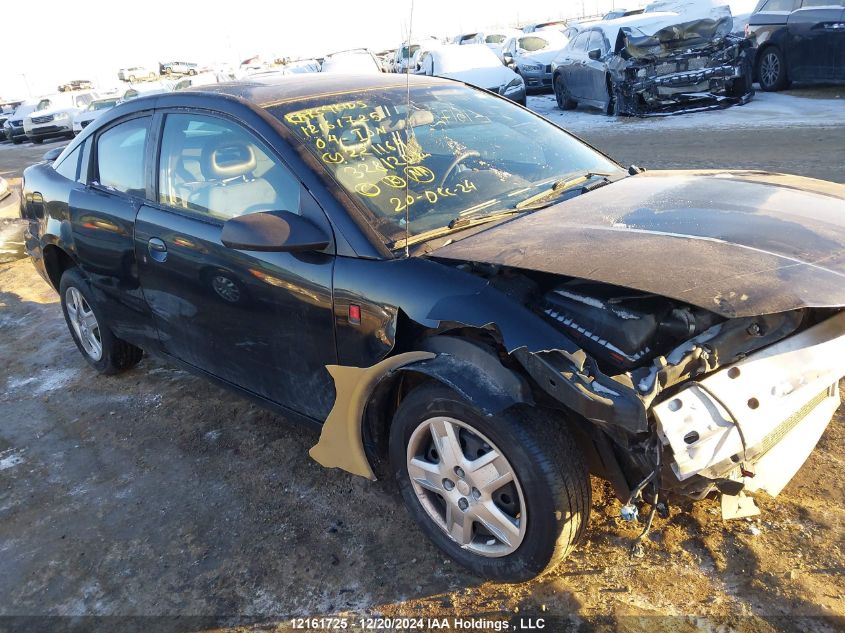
{"left": 529, "top": 90, "right": 845, "bottom": 134}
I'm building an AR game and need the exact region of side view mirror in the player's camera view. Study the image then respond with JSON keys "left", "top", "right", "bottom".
{"left": 43, "top": 146, "right": 66, "bottom": 162}
{"left": 588, "top": 48, "right": 602, "bottom": 61}
{"left": 503, "top": 52, "right": 514, "bottom": 65}
{"left": 221, "top": 210, "right": 330, "bottom": 253}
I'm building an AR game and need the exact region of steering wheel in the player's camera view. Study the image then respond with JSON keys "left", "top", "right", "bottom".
{"left": 439, "top": 150, "right": 482, "bottom": 189}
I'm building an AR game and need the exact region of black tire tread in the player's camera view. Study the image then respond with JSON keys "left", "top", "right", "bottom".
{"left": 59, "top": 267, "right": 143, "bottom": 375}
{"left": 391, "top": 383, "right": 591, "bottom": 581}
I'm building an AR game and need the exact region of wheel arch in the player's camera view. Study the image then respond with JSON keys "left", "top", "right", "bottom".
{"left": 755, "top": 42, "right": 787, "bottom": 81}
{"left": 42, "top": 244, "right": 78, "bottom": 292}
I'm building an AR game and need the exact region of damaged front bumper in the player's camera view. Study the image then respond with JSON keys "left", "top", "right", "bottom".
{"left": 653, "top": 311, "right": 845, "bottom": 507}
{"left": 612, "top": 32, "right": 754, "bottom": 116}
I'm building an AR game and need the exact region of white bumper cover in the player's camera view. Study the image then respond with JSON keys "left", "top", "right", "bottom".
{"left": 653, "top": 311, "right": 845, "bottom": 496}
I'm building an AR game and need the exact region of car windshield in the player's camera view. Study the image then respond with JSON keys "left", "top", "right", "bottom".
{"left": 90, "top": 99, "right": 118, "bottom": 111}
{"left": 486, "top": 34, "right": 507, "bottom": 44}
{"left": 36, "top": 99, "right": 52, "bottom": 111}
{"left": 270, "top": 84, "right": 621, "bottom": 245}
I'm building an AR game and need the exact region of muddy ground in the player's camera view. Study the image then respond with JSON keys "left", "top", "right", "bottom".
{"left": 1, "top": 96, "right": 845, "bottom": 632}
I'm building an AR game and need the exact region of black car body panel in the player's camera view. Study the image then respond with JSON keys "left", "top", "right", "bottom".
{"left": 430, "top": 169, "right": 845, "bottom": 318}
{"left": 18, "top": 75, "right": 845, "bottom": 509}
{"left": 748, "top": 0, "right": 845, "bottom": 85}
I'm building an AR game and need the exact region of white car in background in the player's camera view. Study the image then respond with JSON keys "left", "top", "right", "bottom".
{"left": 390, "top": 37, "right": 440, "bottom": 73}
{"left": 23, "top": 91, "right": 96, "bottom": 144}
{"left": 453, "top": 32, "right": 484, "bottom": 45}
{"left": 502, "top": 30, "right": 571, "bottom": 92}
{"left": 72, "top": 96, "right": 120, "bottom": 134}
{"left": 320, "top": 49, "right": 383, "bottom": 74}
{"left": 415, "top": 44, "right": 527, "bottom": 105}
{"left": 483, "top": 28, "right": 523, "bottom": 56}
{"left": 118, "top": 66, "right": 158, "bottom": 82}
{"left": 121, "top": 81, "right": 175, "bottom": 101}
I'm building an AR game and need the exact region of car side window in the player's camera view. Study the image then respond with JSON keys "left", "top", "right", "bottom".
{"left": 800, "top": 0, "right": 834, "bottom": 6}
{"left": 761, "top": 0, "right": 797, "bottom": 10}
{"left": 54, "top": 145, "right": 81, "bottom": 181}
{"left": 157, "top": 113, "right": 301, "bottom": 221}
{"left": 571, "top": 33, "right": 589, "bottom": 52}
{"left": 587, "top": 32, "right": 604, "bottom": 53}
{"left": 97, "top": 117, "right": 149, "bottom": 196}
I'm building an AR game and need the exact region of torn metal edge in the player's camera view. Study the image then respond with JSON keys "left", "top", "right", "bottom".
{"left": 309, "top": 351, "right": 436, "bottom": 479}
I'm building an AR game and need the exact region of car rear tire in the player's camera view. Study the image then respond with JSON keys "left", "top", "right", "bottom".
{"left": 59, "top": 267, "right": 143, "bottom": 375}
{"left": 554, "top": 74, "right": 577, "bottom": 110}
{"left": 758, "top": 46, "right": 789, "bottom": 92}
{"left": 389, "top": 382, "right": 591, "bottom": 582}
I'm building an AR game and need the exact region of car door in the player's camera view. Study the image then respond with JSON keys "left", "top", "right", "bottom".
{"left": 565, "top": 32, "right": 591, "bottom": 99}
{"left": 787, "top": 0, "right": 842, "bottom": 80}
{"left": 134, "top": 110, "right": 338, "bottom": 420}
{"left": 584, "top": 31, "right": 610, "bottom": 104}
{"left": 835, "top": 2, "right": 845, "bottom": 79}
{"left": 67, "top": 114, "right": 161, "bottom": 350}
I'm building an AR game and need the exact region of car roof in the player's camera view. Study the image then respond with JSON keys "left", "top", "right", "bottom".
{"left": 163, "top": 73, "right": 455, "bottom": 108}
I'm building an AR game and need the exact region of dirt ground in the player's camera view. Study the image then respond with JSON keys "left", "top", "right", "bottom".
{"left": 1, "top": 96, "right": 845, "bottom": 632}
{"left": 1, "top": 253, "right": 844, "bottom": 632}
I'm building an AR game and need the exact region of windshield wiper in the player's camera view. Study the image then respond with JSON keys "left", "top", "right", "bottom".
{"left": 392, "top": 204, "right": 517, "bottom": 250}
{"left": 515, "top": 171, "right": 613, "bottom": 211}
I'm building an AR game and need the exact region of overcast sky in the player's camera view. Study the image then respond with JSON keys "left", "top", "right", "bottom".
{"left": 2, "top": 0, "right": 756, "bottom": 101}
{"left": 1, "top": 0, "right": 630, "bottom": 99}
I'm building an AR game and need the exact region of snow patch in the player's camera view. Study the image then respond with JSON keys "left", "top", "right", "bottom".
{"left": 554, "top": 290, "right": 605, "bottom": 310}
{"left": 0, "top": 449, "right": 25, "bottom": 471}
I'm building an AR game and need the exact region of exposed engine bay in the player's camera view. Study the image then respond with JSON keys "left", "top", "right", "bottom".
{"left": 454, "top": 261, "right": 842, "bottom": 528}
{"left": 609, "top": 14, "right": 754, "bottom": 115}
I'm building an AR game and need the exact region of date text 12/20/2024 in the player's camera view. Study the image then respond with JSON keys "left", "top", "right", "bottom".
{"left": 291, "top": 616, "right": 548, "bottom": 630}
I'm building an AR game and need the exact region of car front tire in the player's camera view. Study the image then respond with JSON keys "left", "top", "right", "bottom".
{"left": 389, "top": 382, "right": 591, "bottom": 582}
{"left": 59, "top": 267, "right": 143, "bottom": 375}
{"left": 758, "top": 46, "right": 789, "bottom": 92}
{"left": 554, "top": 74, "right": 577, "bottom": 110}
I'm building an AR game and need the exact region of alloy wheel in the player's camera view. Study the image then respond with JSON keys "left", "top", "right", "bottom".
{"left": 66, "top": 287, "right": 103, "bottom": 361}
{"left": 761, "top": 52, "right": 780, "bottom": 88}
{"left": 406, "top": 416, "right": 527, "bottom": 557}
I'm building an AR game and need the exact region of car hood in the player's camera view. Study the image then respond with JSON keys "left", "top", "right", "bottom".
{"left": 27, "top": 106, "right": 74, "bottom": 119}
{"left": 441, "top": 66, "right": 517, "bottom": 90}
{"left": 517, "top": 49, "right": 559, "bottom": 65}
{"left": 429, "top": 170, "right": 845, "bottom": 318}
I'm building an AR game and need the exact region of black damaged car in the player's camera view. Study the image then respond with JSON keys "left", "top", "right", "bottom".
{"left": 20, "top": 74, "right": 845, "bottom": 581}
{"left": 552, "top": 12, "right": 754, "bottom": 115}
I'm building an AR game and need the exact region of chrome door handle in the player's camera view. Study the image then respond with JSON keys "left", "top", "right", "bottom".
{"left": 148, "top": 237, "right": 167, "bottom": 262}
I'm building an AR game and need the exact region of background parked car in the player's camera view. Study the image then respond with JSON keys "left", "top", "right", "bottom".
{"left": 320, "top": 49, "right": 383, "bottom": 74}
{"left": 747, "top": 0, "right": 845, "bottom": 91}
{"left": 4, "top": 99, "right": 37, "bottom": 144}
{"left": 58, "top": 79, "right": 94, "bottom": 92}
{"left": 72, "top": 97, "right": 120, "bottom": 134}
{"left": 118, "top": 66, "right": 158, "bottom": 82}
{"left": 390, "top": 38, "right": 439, "bottom": 73}
{"left": 502, "top": 30, "right": 570, "bottom": 92}
{"left": 482, "top": 28, "right": 523, "bottom": 58}
{"left": 24, "top": 91, "right": 96, "bottom": 144}
{"left": 452, "top": 32, "right": 484, "bottom": 45}
{"left": 415, "top": 44, "right": 527, "bottom": 104}
{"left": 521, "top": 19, "right": 569, "bottom": 33}
{"left": 159, "top": 61, "right": 199, "bottom": 75}
{"left": 121, "top": 81, "right": 174, "bottom": 101}
{"left": 552, "top": 7, "right": 753, "bottom": 116}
